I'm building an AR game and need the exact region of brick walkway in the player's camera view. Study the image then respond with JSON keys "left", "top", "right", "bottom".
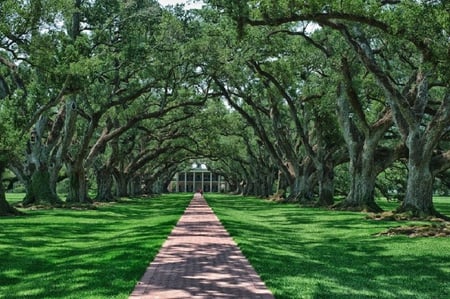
{"left": 129, "top": 193, "right": 274, "bottom": 299}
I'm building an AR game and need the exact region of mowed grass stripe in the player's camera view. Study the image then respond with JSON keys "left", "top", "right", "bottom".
{"left": 0, "top": 194, "right": 192, "bottom": 299}
{"left": 207, "top": 194, "right": 450, "bottom": 299}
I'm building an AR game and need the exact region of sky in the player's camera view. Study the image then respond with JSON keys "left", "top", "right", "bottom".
{"left": 157, "top": 0, "right": 203, "bottom": 9}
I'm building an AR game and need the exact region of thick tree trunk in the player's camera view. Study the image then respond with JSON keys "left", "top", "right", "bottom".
{"left": 242, "top": 180, "right": 251, "bottom": 196}
{"left": 398, "top": 160, "right": 435, "bottom": 216}
{"left": 0, "top": 164, "right": 22, "bottom": 216}
{"left": 397, "top": 131, "right": 440, "bottom": 217}
{"left": 247, "top": 179, "right": 267, "bottom": 197}
{"left": 336, "top": 90, "right": 384, "bottom": 212}
{"left": 23, "top": 125, "right": 61, "bottom": 206}
{"left": 23, "top": 166, "right": 61, "bottom": 206}
{"left": 316, "top": 164, "right": 334, "bottom": 207}
{"left": 128, "top": 176, "right": 141, "bottom": 196}
{"left": 339, "top": 35, "right": 449, "bottom": 217}
{"left": 95, "top": 166, "right": 115, "bottom": 202}
{"left": 287, "top": 173, "right": 313, "bottom": 202}
{"left": 151, "top": 179, "right": 163, "bottom": 194}
{"left": 260, "top": 180, "right": 271, "bottom": 198}
{"left": 0, "top": 183, "right": 21, "bottom": 216}
{"left": 115, "top": 173, "right": 129, "bottom": 197}
{"left": 337, "top": 144, "right": 382, "bottom": 212}
{"left": 66, "top": 163, "right": 90, "bottom": 203}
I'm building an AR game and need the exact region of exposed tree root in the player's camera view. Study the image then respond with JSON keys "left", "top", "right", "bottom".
{"left": 332, "top": 201, "right": 383, "bottom": 213}
{"left": 368, "top": 211, "right": 450, "bottom": 238}
{"left": 367, "top": 211, "right": 449, "bottom": 222}
{"left": 16, "top": 201, "right": 114, "bottom": 210}
{"left": 374, "top": 223, "right": 450, "bottom": 238}
{"left": 394, "top": 205, "right": 450, "bottom": 221}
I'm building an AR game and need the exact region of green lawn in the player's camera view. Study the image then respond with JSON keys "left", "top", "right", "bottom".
{"left": 0, "top": 194, "right": 192, "bottom": 299}
{"left": 207, "top": 195, "right": 450, "bottom": 299}
{"left": 2, "top": 193, "right": 449, "bottom": 299}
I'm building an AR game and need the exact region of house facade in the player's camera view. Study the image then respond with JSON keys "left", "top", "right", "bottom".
{"left": 169, "top": 164, "right": 228, "bottom": 193}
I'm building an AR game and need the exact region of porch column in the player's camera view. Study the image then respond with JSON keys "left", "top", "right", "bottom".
{"left": 201, "top": 172, "right": 204, "bottom": 191}
{"left": 210, "top": 172, "right": 213, "bottom": 193}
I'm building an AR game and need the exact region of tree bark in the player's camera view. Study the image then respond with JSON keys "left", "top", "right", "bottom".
{"left": 397, "top": 129, "right": 441, "bottom": 217}
{"left": 66, "top": 162, "right": 90, "bottom": 203}
{"left": 316, "top": 163, "right": 334, "bottom": 206}
{"left": 127, "top": 176, "right": 141, "bottom": 196}
{"left": 114, "top": 171, "right": 129, "bottom": 197}
{"left": 398, "top": 159, "right": 435, "bottom": 216}
{"left": 23, "top": 165, "right": 61, "bottom": 206}
{"left": 337, "top": 28, "right": 449, "bottom": 217}
{"left": 0, "top": 163, "right": 22, "bottom": 216}
{"left": 287, "top": 162, "right": 314, "bottom": 203}
{"left": 95, "top": 166, "right": 115, "bottom": 202}
{"left": 335, "top": 74, "right": 393, "bottom": 212}
{"left": 23, "top": 114, "right": 63, "bottom": 205}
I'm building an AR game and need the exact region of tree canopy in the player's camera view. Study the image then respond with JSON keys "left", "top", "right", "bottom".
{"left": 1, "top": 0, "right": 449, "bottom": 218}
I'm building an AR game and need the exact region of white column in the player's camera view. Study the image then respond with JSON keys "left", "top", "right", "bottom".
{"left": 201, "top": 172, "right": 204, "bottom": 191}
{"left": 210, "top": 172, "right": 213, "bottom": 192}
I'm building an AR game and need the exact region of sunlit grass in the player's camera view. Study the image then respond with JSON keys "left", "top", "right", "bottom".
{"left": 207, "top": 195, "right": 450, "bottom": 299}
{"left": 4, "top": 193, "right": 24, "bottom": 205}
{"left": 2, "top": 193, "right": 449, "bottom": 298}
{"left": 0, "top": 193, "right": 192, "bottom": 299}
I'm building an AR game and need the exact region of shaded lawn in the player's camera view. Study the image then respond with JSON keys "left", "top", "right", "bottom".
{"left": 0, "top": 194, "right": 192, "bottom": 299}
{"left": 207, "top": 195, "right": 450, "bottom": 299}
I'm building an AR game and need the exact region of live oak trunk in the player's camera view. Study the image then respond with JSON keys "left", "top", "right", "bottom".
{"left": 0, "top": 182, "right": 21, "bottom": 216}
{"left": 287, "top": 170, "right": 313, "bottom": 203}
{"left": 242, "top": 181, "right": 253, "bottom": 196}
{"left": 0, "top": 189, "right": 19, "bottom": 216}
{"left": 316, "top": 163, "right": 334, "bottom": 207}
{"left": 0, "top": 163, "right": 22, "bottom": 216}
{"left": 336, "top": 86, "right": 385, "bottom": 213}
{"left": 263, "top": 172, "right": 275, "bottom": 198}
{"left": 95, "top": 166, "right": 115, "bottom": 202}
{"left": 115, "top": 172, "right": 129, "bottom": 197}
{"left": 338, "top": 140, "right": 382, "bottom": 212}
{"left": 244, "top": 172, "right": 273, "bottom": 197}
{"left": 23, "top": 114, "right": 62, "bottom": 206}
{"left": 23, "top": 166, "right": 61, "bottom": 206}
{"left": 338, "top": 32, "right": 449, "bottom": 217}
{"left": 399, "top": 159, "right": 435, "bottom": 216}
{"left": 397, "top": 131, "right": 438, "bottom": 217}
{"left": 128, "top": 176, "right": 141, "bottom": 196}
{"left": 66, "top": 163, "right": 90, "bottom": 203}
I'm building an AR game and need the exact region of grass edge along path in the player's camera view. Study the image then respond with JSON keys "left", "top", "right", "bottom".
{"left": 0, "top": 193, "right": 192, "bottom": 299}
{"left": 206, "top": 194, "right": 450, "bottom": 299}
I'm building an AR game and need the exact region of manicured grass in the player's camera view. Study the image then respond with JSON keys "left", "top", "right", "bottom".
{"left": 0, "top": 193, "right": 192, "bottom": 299}
{"left": 207, "top": 195, "right": 450, "bottom": 299}
{"left": 5, "top": 193, "right": 25, "bottom": 205}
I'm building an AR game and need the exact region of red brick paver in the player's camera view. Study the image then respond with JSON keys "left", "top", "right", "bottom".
{"left": 129, "top": 193, "right": 274, "bottom": 299}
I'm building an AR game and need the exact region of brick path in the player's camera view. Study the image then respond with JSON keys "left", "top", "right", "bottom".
{"left": 129, "top": 193, "right": 274, "bottom": 299}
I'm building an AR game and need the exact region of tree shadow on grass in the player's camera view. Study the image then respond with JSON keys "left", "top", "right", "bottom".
{"left": 207, "top": 195, "right": 450, "bottom": 299}
{"left": 0, "top": 195, "right": 192, "bottom": 299}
